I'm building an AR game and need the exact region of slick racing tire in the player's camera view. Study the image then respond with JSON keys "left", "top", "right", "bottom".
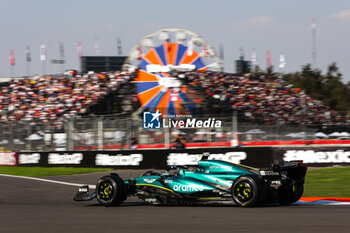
{"left": 277, "top": 184, "right": 304, "bottom": 205}
{"left": 231, "top": 175, "right": 266, "bottom": 207}
{"left": 96, "top": 174, "right": 127, "bottom": 206}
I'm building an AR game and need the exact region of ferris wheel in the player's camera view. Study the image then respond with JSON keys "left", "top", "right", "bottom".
{"left": 124, "top": 28, "right": 222, "bottom": 117}
{"left": 123, "top": 28, "right": 222, "bottom": 72}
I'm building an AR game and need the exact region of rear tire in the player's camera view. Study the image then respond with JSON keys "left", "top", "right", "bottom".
{"left": 231, "top": 175, "right": 266, "bottom": 207}
{"left": 96, "top": 174, "right": 127, "bottom": 206}
{"left": 278, "top": 184, "right": 304, "bottom": 205}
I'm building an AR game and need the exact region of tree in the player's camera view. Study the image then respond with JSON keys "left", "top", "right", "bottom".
{"left": 283, "top": 62, "right": 350, "bottom": 112}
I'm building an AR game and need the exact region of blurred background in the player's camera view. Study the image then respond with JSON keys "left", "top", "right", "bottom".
{"left": 1, "top": 1, "right": 350, "bottom": 152}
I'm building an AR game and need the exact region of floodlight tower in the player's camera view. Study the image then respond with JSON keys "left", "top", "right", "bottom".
{"left": 311, "top": 17, "right": 317, "bottom": 69}
{"left": 116, "top": 38, "right": 123, "bottom": 55}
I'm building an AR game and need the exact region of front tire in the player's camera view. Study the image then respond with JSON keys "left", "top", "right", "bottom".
{"left": 96, "top": 174, "right": 127, "bottom": 206}
{"left": 231, "top": 175, "right": 266, "bottom": 207}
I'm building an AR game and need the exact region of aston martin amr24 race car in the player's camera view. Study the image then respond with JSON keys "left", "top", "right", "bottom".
{"left": 74, "top": 155, "right": 307, "bottom": 207}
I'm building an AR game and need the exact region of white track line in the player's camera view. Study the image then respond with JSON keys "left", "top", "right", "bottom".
{"left": 0, "top": 173, "right": 95, "bottom": 189}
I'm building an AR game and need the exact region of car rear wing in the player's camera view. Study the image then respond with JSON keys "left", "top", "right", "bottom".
{"left": 272, "top": 160, "right": 304, "bottom": 170}
{"left": 259, "top": 160, "right": 307, "bottom": 189}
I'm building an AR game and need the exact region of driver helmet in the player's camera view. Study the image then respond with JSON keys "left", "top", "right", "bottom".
{"left": 200, "top": 152, "right": 210, "bottom": 160}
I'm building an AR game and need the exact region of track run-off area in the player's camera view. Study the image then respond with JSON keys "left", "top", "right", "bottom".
{"left": 1, "top": 170, "right": 350, "bottom": 233}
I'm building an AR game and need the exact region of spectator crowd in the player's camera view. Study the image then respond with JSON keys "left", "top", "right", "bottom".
{"left": 0, "top": 70, "right": 348, "bottom": 130}
{"left": 182, "top": 72, "right": 348, "bottom": 126}
{"left": 0, "top": 71, "right": 133, "bottom": 129}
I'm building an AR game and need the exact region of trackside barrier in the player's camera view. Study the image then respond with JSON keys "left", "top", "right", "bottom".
{"left": 0, "top": 152, "right": 18, "bottom": 166}
{"left": 5, "top": 146, "right": 350, "bottom": 169}
{"left": 72, "top": 140, "right": 350, "bottom": 151}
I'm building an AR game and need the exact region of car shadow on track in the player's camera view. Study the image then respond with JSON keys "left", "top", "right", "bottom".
{"left": 84, "top": 201, "right": 286, "bottom": 208}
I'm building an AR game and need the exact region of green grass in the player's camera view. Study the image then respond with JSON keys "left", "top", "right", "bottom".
{"left": 303, "top": 167, "right": 350, "bottom": 197}
{"left": 0, "top": 166, "right": 113, "bottom": 177}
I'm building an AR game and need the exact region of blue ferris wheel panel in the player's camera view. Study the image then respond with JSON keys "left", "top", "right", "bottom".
{"left": 175, "top": 44, "right": 188, "bottom": 66}
{"left": 154, "top": 45, "right": 167, "bottom": 66}
{"left": 134, "top": 82, "right": 159, "bottom": 94}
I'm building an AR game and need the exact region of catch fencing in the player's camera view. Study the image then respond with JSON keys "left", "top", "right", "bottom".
{"left": 0, "top": 113, "right": 347, "bottom": 152}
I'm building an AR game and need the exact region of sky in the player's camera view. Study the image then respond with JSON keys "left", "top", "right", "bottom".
{"left": 1, "top": 0, "right": 350, "bottom": 81}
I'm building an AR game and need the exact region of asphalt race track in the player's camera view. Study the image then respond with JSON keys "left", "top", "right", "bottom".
{"left": 1, "top": 170, "right": 349, "bottom": 233}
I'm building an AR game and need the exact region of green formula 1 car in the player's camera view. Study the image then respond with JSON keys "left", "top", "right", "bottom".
{"left": 74, "top": 154, "right": 307, "bottom": 207}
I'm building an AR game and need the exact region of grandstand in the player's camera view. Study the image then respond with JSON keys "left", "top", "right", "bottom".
{"left": 0, "top": 68, "right": 349, "bottom": 152}
{"left": 181, "top": 71, "right": 348, "bottom": 126}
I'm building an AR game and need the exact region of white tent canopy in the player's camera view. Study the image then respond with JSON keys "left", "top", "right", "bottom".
{"left": 286, "top": 132, "right": 305, "bottom": 138}
{"left": 26, "top": 134, "right": 43, "bottom": 140}
{"left": 54, "top": 138, "right": 66, "bottom": 144}
{"left": 243, "top": 129, "right": 265, "bottom": 134}
{"left": 195, "top": 129, "right": 216, "bottom": 135}
{"left": 0, "top": 139, "right": 9, "bottom": 144}
{"left": 328, "top": 132, "right": 342, "bottom": 137}
{"left": 339, "top": 132, "right": 350, "bottom": 137}
{"left": 315, "top": 132, "right": 328, "bottom": 138}
{"left": 171, "top": 129, "right": 186, "bottom": 135}
{"left": 13, "top": 139, "right": 25, "bottom": 144}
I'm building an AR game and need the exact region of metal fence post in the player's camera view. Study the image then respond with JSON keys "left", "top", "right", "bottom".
{"left": 231, "top": 111, "right": 238, "bottom": 146}
{"left": 126, "top": 119, "right": 131, "bottom": 149}
{"left": 66, "top": 119, "right": 73, "bottom": 151}
{"left": 97, "top": 118, "right": 103, "bottom": 150}
{"left": 27, "top": 123, "right": 31, "bottom": 151}
{"left": 165, "top": 126, "right": 170, "bottom": 149}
